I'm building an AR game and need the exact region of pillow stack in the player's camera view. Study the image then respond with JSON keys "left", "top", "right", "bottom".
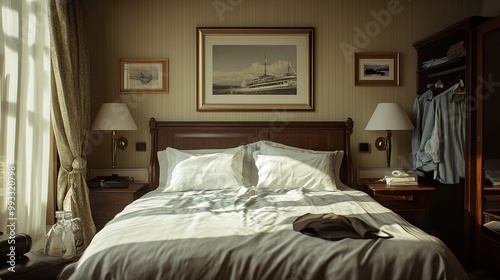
{"left": 157, "top": 140, "right": 345, "bottom": 192}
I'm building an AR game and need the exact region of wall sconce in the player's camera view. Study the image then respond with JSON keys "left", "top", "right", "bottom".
{"left": 365, "top": 103, "right": 414, "bottom": 167}
{"left": 90, "top": 103, "right": 138, "bottom": 168}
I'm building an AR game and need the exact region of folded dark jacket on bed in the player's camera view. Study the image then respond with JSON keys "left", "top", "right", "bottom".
{"left": 293, "top": 213, "right": 392, "bottom": 240}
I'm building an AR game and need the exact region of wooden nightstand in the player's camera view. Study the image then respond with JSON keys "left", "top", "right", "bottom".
{"left": 89, "top": 182, "right": 149, "bottom": 231}
{"left": 359, "top": 180, "right": 435, "bottom": 230}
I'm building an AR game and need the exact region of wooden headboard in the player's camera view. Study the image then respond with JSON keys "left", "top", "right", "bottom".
{"left": 149, "top": 118, "right": 354, "bottom": 191}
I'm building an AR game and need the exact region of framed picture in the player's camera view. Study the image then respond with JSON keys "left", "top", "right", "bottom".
{"left": 197, "top": 27, "right": 314, "bottom": 111}
{"left": 120, "top": 59, "right": 168, "bottom": 93}
{"left": 354, "top": 53, "right": 399, "bottom": 86}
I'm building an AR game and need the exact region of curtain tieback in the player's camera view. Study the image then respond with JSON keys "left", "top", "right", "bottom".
{"left": 61, "top": 157, "right": 87, "bottom": 188}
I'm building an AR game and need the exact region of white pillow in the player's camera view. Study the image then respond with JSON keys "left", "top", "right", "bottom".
{"left": 157, "top": 149, "right": 170, "bottom": 188}
{"left": 159, "top": 146, "right": 244, "bottom": 190}
{"left": 165, "top": 153, "right": 244, "bottom": 192}
{"left": 253, "top": 152, "right": 337, "bottom": 191}
{"left": 242, "top": 141, "right": 260, "bottom": 186}
{"left": 259, "top": 141, "right": 344, "bottom": 185}
{"left": 260, "top": 140, "right": 322, "bottom": 154}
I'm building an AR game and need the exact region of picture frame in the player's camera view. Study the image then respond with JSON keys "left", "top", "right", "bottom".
{"left": 197, "top": 27, "right": 314, "bottom": 111}
{"left": 120, "top": 59, "right": 168, "bottom": 93}
{"left": 354, "top": 53, "right": 399, "bottom": 86}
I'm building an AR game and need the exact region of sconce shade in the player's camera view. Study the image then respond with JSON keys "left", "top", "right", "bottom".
{"left": 365, "top": 103, "right": 414, "bottom": 131}
{"left": 91, "top": 103, "right": 138, "bottom": 131}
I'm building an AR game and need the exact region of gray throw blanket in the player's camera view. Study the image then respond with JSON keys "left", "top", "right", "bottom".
{"left": 293, "top": 213, "right": 393, "bottom": 240}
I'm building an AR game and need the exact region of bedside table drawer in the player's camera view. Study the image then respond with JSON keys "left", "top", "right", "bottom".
{"left": 373, "top": 192, "right": 428, "bottom": 211}
{"left": 360, "top": 183, "right": 435, "bottom": 230}
{"left": 91, "top": 206, "right": 128, "bottom": 220}
{"left": 396, "top": 210, "right": 428, "bottom": 227}
{"left": 89, "top": 183, "right": 148, "bottom": 231}
{"left": 90, "top": 194, "right": 134, "bottom": 206}
{"left": 374, "top": 193, "right": 414, "bottom": 201}
{"left": 93, "top": 218, "right": 112, "bottom": 230}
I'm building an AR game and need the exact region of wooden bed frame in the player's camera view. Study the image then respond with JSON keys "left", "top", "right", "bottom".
{"left": 148, "top": 118, "right": 354, "bottom": 191}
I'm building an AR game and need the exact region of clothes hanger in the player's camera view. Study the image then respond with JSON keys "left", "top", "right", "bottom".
{"left": 452, "top": 79, "right": 466, "bottom": 95}
{"left": 427, "top": 79, "right": 444, "bottom": 90}
{"left": 449, "top": 73, "right": 465, "bottom": 88}
{"left": 429, "top": 79, "right": 448, "bottom": 97}
{"left": 433, "top": 73, "right": 466, "bottom": 98}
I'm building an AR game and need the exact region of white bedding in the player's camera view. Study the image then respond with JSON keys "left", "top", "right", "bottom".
{"left": 60, "top": 186, "right": 467, "bottom": 280}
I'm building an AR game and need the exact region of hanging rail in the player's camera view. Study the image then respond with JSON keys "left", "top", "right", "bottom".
{"left": 428, "top": 66, "right": 466, "bottom": 78}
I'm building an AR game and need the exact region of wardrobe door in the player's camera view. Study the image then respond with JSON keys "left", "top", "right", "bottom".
{"left": 475, "top": 15, "right": 500, "bottom": 272}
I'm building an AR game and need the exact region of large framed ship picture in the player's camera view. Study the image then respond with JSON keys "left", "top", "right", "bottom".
{"left": 197, "top": 27, "right": 314, "bottom": 111}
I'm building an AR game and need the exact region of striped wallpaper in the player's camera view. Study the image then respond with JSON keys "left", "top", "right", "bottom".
{"left": 84, "top": 0, "right": 485, "bottom": 179}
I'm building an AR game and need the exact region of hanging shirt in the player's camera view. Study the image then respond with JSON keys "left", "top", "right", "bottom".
{"left": 412, "top": 90, "right": 434, "bottom": 171}
{"left": 424, "top": 83, "right": 465, "bottom": 184}
{"left": 416, "top": 89, "right": 443, "bottom": 173}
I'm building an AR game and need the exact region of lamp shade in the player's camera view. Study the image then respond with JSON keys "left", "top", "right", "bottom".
{"left": 91, "top": 103, "right": 138, "bottom": 131}
{"left": 365, "top": 103, "right": 414, "bottom": 131}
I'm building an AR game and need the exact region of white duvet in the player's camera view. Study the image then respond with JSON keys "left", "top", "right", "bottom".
{"left": 60, "top": 186, "right": 467, "bottom": 280}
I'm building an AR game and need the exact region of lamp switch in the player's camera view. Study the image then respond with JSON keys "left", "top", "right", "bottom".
{"left": 136, "top": 142, "right": 146, "bottom": 151}
{"left": 359, "top": 143, "right": 369, "bottom": 152}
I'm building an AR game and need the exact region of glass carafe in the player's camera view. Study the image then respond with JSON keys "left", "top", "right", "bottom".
{"left": 62, "top": 211, "right": 76, "bottom": 259}
{"left": 44, "top": 210, "right": 65, "bottom": 256}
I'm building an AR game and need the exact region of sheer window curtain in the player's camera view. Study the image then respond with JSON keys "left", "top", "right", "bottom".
{"left": 0, "top": 0, "right": 51, "bottom": 249}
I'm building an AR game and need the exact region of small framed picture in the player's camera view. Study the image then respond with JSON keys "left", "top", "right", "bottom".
{"left": 120, "top": 59, "right": 168, "bottom": 93}
{"left": 354, "top": 53, "right": 399, "bottom": 86}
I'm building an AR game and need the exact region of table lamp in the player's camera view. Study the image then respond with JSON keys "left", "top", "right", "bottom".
{"left": 91, "top": 103, "right": 138, "bottom": 168}
{"left": 365, "top": 103, "right": 414, "bottom": 167}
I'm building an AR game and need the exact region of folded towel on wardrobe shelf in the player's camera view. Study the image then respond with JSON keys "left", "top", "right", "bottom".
{"left": 422, "top": 57, "right": 449, "bottom": 68}
{"left": 485, "top": 169, "right": 500, "bottom": 186}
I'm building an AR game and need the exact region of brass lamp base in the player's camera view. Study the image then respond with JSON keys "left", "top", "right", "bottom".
{"left": 112, "top": 131, "right": 129, "bottom": 169}
{"left": 374, "top": 130, "right": 392, "bottom": 167}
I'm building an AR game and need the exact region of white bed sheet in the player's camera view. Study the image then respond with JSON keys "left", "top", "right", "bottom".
{"left": 60, "top": 187, "right": 467, "bottom": 280}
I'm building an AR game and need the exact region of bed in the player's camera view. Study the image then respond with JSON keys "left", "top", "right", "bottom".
{"left": 59, "top": 118, "right": 467, "bottom": 280}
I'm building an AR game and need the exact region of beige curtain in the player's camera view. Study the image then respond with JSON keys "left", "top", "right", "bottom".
{"left": 47, "top": 0, "right": 95, "bottom": 249}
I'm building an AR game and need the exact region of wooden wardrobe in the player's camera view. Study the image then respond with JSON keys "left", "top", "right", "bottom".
{"left": 413, "top": 16, "right": 489, "bottom": 265}
{"left": 413, "top": 16, "right": 500, "bottom": 273}
{"left": 474, "top": 14, "right": 500, "bottom": 274}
